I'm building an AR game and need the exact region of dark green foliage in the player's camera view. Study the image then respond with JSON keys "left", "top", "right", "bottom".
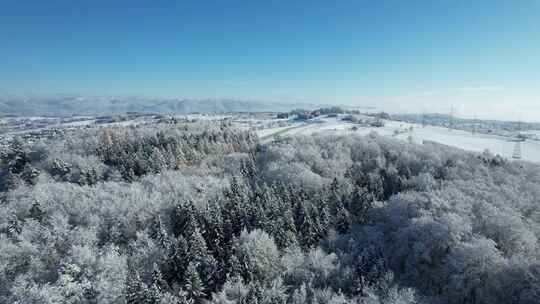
{"left": 28, "top": 200, "right": 45, "bottom": 222}
{"left": 189, "top": 228, "right": 218, "bottom": 290}
{"left": 126, "top": 263, "right": 147, "bottom": 304}
{"left": 164, "top": 236, "right": 190, "bottom": 285}
{"left": 170, "top": 202, "right": 199, "bottom": 239}
{"left": 184, "top": 262, "right": 205, "bottom": 302}
{"left": 334, "top": 201, "right": 351, "bottom": 234}
{"left": 221, "top": 177, "right": 251, "bottom": 239}
{"left": 150, "top": 215, "right": 171, "bottom": 250}
{"left": 0, "top": 138, "right": 34, "bottom": 191}
{"left": 201, "top": 201, "right": 227, "bottom": 262}
{"left": 146, "top": 264, "right": 165, "bottom": 304}
{"left": 317, "top": 201, "right": 331, "bottom": 238}
{"left": 20, "top": 164, "right": 40, "bottom": 186}
{"left": 294, "top": 201, "right": 319, "bottom": 249}
{"left": 94, "top": 124, "right": 256, "bottom": 180}
{"left": 349, "top": 186, "right": 372, "bottom": 225}
{"left": 241, "top": 282, "right": 264, "bottom": 304}
{"left": 4, "top": 138, "right": 32, "bottom": 174}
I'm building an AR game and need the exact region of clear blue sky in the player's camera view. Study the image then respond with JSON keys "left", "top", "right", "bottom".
{"left": 1, "top": 1, "right": 539, "bottom": 119}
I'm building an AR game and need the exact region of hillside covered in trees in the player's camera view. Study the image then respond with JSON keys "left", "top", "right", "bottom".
{"left": 1, "top": 120, "right": 540, "bottom": 304}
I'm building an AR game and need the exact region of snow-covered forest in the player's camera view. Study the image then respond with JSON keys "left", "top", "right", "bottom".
{"left": 1, "top": 120, "right": 540, "bottom": 304}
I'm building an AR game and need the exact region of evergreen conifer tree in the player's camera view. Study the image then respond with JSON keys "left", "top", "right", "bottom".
{"left": 145, "top": 264, "right": 165, "bottom": 304}
{"left": 184, "top": 262, "right": 205, "bottom": 303}
{"left": 125, "top": 262, "right": 147, "bottom": 304}
{"left": 294, "top": 202, "right": 318, "bottom": 249}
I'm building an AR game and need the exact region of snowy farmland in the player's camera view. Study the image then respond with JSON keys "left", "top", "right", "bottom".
{"left": 391, "top": 122, "right": 540, "bottom": 163}
{"left": 256, "top": 116, "right": 540, "bottom": 163}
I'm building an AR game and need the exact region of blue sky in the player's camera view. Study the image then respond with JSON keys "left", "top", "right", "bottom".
{"left": 1, "top": 1, "right": 539, "bottom": 120}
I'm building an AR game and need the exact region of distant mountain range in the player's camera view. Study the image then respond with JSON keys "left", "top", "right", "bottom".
{"left": 0, "top": 95, "right": 327, "bottom": 116}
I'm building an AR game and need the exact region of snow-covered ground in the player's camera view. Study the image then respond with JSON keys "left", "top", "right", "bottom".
{"left": 257, "top": 116, "right": 540, "bottom": 163}
{"left": 389, "top": 121, "right": 540, "bottom": 163}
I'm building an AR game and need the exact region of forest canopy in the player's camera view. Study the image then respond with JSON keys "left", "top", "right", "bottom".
{"left": 1, "top": 120, "right": 539, "bottom": 304}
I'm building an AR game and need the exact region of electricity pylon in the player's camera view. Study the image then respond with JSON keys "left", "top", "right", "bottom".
{"left": 512, "top": 116, "right": 524, "bottom": 160}
{"left": 512, "top": 141, "right": 522, "bottom": 160}
{"left": 448, "top": 105, "right": 456, "bottom": 131}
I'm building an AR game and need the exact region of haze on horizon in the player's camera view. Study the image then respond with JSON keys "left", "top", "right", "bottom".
{"left": 1, "top": 1, "right": 539, "bottom": 121}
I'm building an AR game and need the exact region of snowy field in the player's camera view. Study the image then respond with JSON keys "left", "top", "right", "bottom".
{"left": 390, "top": 121, "right": 540, "bottom": 163}
{"left": 257, "top": 116, "right": 540, "bottom": 163}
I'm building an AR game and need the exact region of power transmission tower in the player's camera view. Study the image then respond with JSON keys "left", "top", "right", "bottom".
{"left": 448, "top": 105, "right": 456, "bottom": 131}
{"left": 512, "top": 141, "right": 522, "bottom": 160}
{"left": 512, "top": 116, "right": 524, "bottom": 160}
{"left": 472, "top": 115, "right": 478, "bottom": 134}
